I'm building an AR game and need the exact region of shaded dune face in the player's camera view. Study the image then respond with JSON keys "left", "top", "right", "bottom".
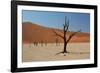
{"left": 22, "top": 22, "right": 90, "bottom": 43}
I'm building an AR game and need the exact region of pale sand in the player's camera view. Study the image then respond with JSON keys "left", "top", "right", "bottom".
{"left": 22, "top": 43, "right": 90, "bottom": 62}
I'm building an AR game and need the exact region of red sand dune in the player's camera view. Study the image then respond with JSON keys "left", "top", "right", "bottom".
{"left": 22, "top": 22, "right": 90, "bottom": 43}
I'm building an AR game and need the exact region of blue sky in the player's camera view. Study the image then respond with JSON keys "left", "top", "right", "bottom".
{"left": 22, "top": 10, "right": 90, "bottom": 33}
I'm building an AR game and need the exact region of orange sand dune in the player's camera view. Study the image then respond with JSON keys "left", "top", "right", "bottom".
{"left": 22, "top": 22, "right": 90, "bottom": 43}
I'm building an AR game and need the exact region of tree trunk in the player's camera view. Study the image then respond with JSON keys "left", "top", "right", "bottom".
{"left": 63, "top": 41, "right": 67, "bottom": 52}
{"left": 63, "top": 28, "right": 67, "bottom": 53}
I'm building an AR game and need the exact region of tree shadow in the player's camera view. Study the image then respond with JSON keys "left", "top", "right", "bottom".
{"left": 67, "top": 52, "right": 90, "bottom": 54}
{"left": 56, "top": 51, "right": 90, "bottom": 56}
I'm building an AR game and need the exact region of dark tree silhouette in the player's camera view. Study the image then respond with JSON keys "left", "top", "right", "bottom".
{"left": 45, "top": 41, "right": 47, "bottom": 46}
{"left": 53, "top": 16, "right": 81, "bottom": 56}
{"left": 41, "top": 41, "right": 43, "bottom": 46}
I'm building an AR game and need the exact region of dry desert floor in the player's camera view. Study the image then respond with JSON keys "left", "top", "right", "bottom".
{"left": 22, "top": 43, "right": 90, "bottom": 62}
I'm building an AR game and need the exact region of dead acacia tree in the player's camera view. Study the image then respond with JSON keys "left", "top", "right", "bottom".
{"left": 53, "top": 16, "right": 81, "bottom": 55}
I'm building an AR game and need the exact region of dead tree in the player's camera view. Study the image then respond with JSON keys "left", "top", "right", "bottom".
{"left": 53, "top": 16, "right": 81, "bottom": 56}
{"left": 45, "top": 41, "right": 47, "bottom": 46}
{"left": 41, "top": 41, "right": 43, "bottom": 46}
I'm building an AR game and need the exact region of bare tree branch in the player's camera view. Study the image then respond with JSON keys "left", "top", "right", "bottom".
{"left": 57, "top": 29, "right": 64, "bottom": 34}
{"left": 52, "top": 30, "right": 64, "bottom": 39}
{"left": 65, "top": 16, "right": 67, "bottom": 26}
{"left": 66, "top": 30, "right": 81, "bottom": 43}
{"left": 65, "top": 19, "right": 69, "bottom": 32}
{"left": 63, "top": 16, "right": 67, "bottom": 29}
{"left": 63, "top": 16, "right": 69, "bottom": 33}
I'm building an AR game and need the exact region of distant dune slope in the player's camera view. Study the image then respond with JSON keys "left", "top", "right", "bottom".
{"left": 22, "top": 22, "right": 90, "bottom": 43}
